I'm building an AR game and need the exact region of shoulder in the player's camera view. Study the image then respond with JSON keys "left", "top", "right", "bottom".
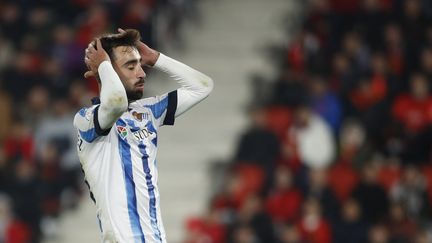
{"left": 73, "top": 105, "right": 99, "bottom": 129}
{"left": 134, "top": 95, "right": 167, "bottom": 107}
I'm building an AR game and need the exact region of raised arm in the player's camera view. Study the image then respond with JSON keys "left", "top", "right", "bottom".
{"left": 153, "top": 53, "right": 214, "bottom": 116}
{"left": 116, "top": 27, "right": 213, "bottom": 117}
{"left": 85, "top": 39, "right": 128, "bottom": 131}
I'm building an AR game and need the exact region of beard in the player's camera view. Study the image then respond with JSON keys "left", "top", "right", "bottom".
{"left": 126, "top": 89, "right": 143, "bottom": 101}
{"left": 126, "top": 78, "right": 145, "bottom": 101}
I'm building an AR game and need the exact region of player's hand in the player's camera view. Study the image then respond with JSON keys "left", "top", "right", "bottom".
{"left": 118, "top": 28, "right": 160, "bottom": 66}
{"left": 84, "top": 39, "right": 110, "bottom": 79}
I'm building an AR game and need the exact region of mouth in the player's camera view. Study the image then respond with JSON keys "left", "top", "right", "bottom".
{"left": 135, "top": 80, "right": 145, "bottom": 90}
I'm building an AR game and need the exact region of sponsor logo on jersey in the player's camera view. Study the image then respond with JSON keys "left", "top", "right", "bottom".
{"left": 133, "top": 128, "right": 153, "bottom": 141}
{"left": 116, "top": 125, "right": 128, "bottom": 139}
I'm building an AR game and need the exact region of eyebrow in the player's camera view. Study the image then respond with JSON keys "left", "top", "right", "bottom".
{"left": 122, "top": 57, "right": 142, "bottom": 67}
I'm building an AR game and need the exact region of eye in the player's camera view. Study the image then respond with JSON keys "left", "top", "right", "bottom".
{"left": 127, "top": 66, "right": 134, "bottom": 70}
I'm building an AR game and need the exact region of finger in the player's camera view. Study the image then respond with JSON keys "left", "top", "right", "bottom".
{"left": 96, "top": 39, "right": 103, "bottom": 51}
{"left": 88, "top": 44, "right": 96, "bottom": 52}
{"left": 118, "top": 28, "right": 125, "bottom": 33}
{"left": 84, "top": 71, "right": 95, "bottom": 78}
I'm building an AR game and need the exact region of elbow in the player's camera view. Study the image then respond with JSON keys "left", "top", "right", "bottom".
{"left": 201, "top": 76, "right": 214, "bottom": 97}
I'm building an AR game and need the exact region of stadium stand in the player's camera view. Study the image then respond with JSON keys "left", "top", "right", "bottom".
{"left": 0, "top": 0, "right": 199, "bottom": 242}
{"left": 183, "top": 0, "right": 432, "bottom": 242}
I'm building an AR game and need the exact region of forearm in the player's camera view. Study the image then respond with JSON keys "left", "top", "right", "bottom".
{"left": 154, "top": 53, "right": 213, "bottom": 116}
{"left": 97, "top": 61, "right": 128, "bottom": 129}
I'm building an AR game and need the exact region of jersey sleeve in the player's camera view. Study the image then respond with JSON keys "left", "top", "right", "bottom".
{"left": 137, "top": 90, "right": 177, "bottom": 127}
{"left": 73, "top": 105, "right": 111, "bottom": 143}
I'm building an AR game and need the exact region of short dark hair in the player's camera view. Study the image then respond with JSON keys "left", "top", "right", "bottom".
{"left": 94, "top": 29, "right": 141, "bottom": 60}
{"left": 89, "top": 29, "right": 140, "bottom": 83}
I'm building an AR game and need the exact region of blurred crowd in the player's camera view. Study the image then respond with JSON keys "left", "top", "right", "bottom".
{"left": 0, "top": 0, "right": 199, "bottom": 242}
{"left": 184, "top": 0, "right": 432, "bottom": 243}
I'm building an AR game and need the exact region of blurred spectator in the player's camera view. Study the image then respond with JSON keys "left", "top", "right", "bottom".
{"left": 357, "top": 0, "right": 389, "bottom": 50}
{"left": 308, "top": 75, "right": 342, "bottom": 133}
{"left": 387, "top": 202, "right": 417, "bottom": 243}
{"left": 21, "top": 86, "right": 50, "bottom": 130}
{"left": 333, "top": 198, "right": 369, "bottom": 243}
{"left": 0, "top": 37, "right": 14, "bottom": 72}
{"left": 390, "top": 165, "right": 430, "bottom": 220}
{"left": 329, "top": 53, "right": 356, "bottom": 94}
{"left": 400, "top": 0, "right": 427, "bottom": 73}
{"left": 420, "top": 47, "right": 432, "bottom": 83}
{"left": 377, "top": 159, "right": 402, "bottom": 191}
{"left": 228, "top": 225, "right": 257, "bottom": 243}
{"left": 8, "top": 160, "right": 42, "bottom": 242}
{"left": 279, "top": 224, "right": 304, "bottom": 243}
{"left": 265, "top": 166, "right": 303, "bottom": 223}
{"left": 296, "top": 198, "right": 332, "bottom": 243}
{"left": 3, "top": 120, "right": 34, "bottom": 163}
{"left": 271, "top": 71, "right": 309, "bottom": 107}
{"left": 291, "top": 106, "right": 335, "bottom": 169}
{"left": 341, "top": 31, "right": 370, "bottom": 76}
{"left": 337, "top": 118, "right": 372, "bottom": 167}
{"left": 391, "top": 73, "right": 432, "bottom": 164}
{"left": 383, "top": 23, "right": 405, "bottom": 77}
{"left": 34, "top": 98, "right": 81, "bottom": 208}
{"left": 304, "top": 168, "right": 339, "bottom": 221}
{"left": 392, "top": 73, "right": 432, "bottom": 134}
{"left": 0, "top": 89, "right": 12, "bottom": 143}
{"left": 227, "top": 195, "right": 275, "bottom": 243}
{"left": 351, "top": 161, "right": 389, "bottom": 223}
{"left": 0, "top": 194, "right": 12, "bottom": 243}
{"left": 368, "top": 224, "right": 391, "bottom": 243}
{"left": 328, "top": 161, "right": 359, "bottom": 202}
{"left": 414, "top": 229, "right": 431, "bottom": 243}
{"left": 184, "top": 208, "right": 226, "bottom": 243}
{"left": 234, "top": 107, "right": 280, "bottom": 186}
{"left": 212, "top": 171, "right": 245, "bottom": 214}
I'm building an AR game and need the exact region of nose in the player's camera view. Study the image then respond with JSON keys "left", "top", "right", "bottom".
{"left": 137, "top": 66, "right": 146, "bottom": 79}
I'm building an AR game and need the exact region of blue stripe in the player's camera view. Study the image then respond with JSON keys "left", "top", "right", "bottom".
{"left": 147, "top": 121, "right": 157, "bottom": 146}
{"left": 78, "top": 108, "right": 87, "bottom": 117}
{"left": 145, "top": 96, "right": 168, "bottom": 119}
{"left": 79, "top": 128, "right": 98, "bottom": 143}
{"left": 116, "top": 119, "right": 145, "bottom": 243}
{"left": 138, "top": 142, "right": 162, "bottom": 242}
{"left": 125, "top": 118, "right": 162, "bottom": 241}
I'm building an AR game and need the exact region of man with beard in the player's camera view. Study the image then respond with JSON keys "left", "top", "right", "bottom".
{"left": 74, "top": 29, "right": 213, "bottom": 243}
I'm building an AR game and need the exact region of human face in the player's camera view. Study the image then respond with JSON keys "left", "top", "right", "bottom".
{"left": 111, "top": 46, "right": 146, "bottom": 101}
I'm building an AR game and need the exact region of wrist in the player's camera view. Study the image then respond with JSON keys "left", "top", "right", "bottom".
{"left": 98, "top": 60, "right": 112, "bottom": 73}
{"left": 148, "top": 51, "right": 160, "bottom": 66}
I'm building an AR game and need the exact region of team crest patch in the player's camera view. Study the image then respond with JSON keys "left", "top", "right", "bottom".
{"left": 132, "top": 111, "right": 143, "bottom": 121}
{"left": 131, "top": 111, "right": 150, "bottom": 121}
{"left": 116, "top": 125, "right": 128, "bottom": 139}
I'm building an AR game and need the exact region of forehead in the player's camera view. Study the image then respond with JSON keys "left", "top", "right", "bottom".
{"left": 112, "top": 46, "right": 140, "bottom": 64}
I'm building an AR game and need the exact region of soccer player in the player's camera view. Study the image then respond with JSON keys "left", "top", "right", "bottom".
{"left": 73, "top": 29, "right": 213, "bottom": 243}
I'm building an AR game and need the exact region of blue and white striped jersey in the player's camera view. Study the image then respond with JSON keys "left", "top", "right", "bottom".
{"left": 74, "top": 53, "right": 213, "bottom": 243}
{"left": 74, "top": 91, "right": 177, "bottom": 243}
